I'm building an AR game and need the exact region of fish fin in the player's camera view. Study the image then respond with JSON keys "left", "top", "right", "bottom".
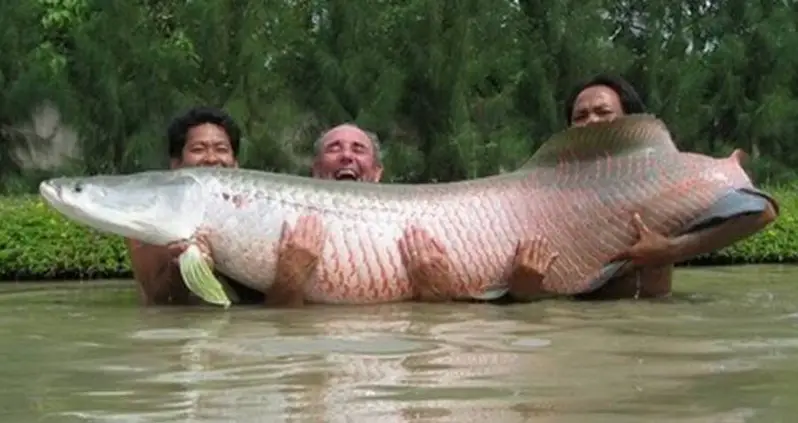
{"left": 470, "top": 285, "right": 510, "bottom": 301}
{"left": 178, "top": 244, "right": 232, "bottom": 309}
{"left": 583, "top": 260, "right": 631, "bottom": 293}
{"left": 216, "top": 275, "right": 241, "bottom": 304}
{"left": 522, "top": 114, "right": 679, "bottom": 168}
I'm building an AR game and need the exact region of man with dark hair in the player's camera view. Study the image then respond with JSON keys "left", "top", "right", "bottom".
{"left": 165, "top": 106, "right": 242, "bottom": 169}
{"left": 126, "top": 106, "right": 263, "bottom": 305}
{"left": 563, "top": 74, "right": 647, "bottom": 127}
{"left": 561, "top": 74, "right": 776, "bottom": 300}
{"left": 302, "top": 74, "right": 773, "bottom": 303}
{"left": 558, "top": 74, "right": 674, "bottom": 299}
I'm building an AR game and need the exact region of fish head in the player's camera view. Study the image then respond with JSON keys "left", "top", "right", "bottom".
{"left": 39, "top": 170, "right": 206, "bottom": 246}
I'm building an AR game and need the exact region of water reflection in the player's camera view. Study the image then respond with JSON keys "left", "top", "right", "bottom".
{"left": 0, "top": 266, "right": 797, "bottom": 422}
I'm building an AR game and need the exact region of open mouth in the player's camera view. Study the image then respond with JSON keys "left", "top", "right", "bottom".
{"left": 334, "top": 169, "right": 359, "bottom": 181}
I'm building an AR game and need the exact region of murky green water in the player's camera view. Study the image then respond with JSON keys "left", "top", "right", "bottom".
{"left": 0, "top": 265, "right": 797, "bottom": 422}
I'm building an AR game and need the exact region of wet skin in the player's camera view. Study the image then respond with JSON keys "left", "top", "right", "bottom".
{"left": 125, "top": 123, "right": 264, "bottom": 306}
{"left": 267, "top": 124, "right": 384, "bottom": 306}
{"left": 132, "top": 112, "right": 777, "bottom": 305}
{"left": 569, "top": 86, "right": 777, "bottom": 300}
{"left": 280, "top": 88, "right": 779, "bottom": 303}
{"left": 277, "top": 124, "right": 565, "bottom": 304}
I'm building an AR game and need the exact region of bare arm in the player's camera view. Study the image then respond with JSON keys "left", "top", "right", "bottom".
{"left": 125, "top": 238, "right": 194, "bottom": 305}
{"left": 666, "top": 203, "right": 778, "bottom": 263}
{"left": 583, "top": 203, "right": 777, "bottom": 300}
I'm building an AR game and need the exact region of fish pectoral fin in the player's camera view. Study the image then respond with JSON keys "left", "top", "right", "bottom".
{"left": 470, "top": 283, "right": 510, "bottom": 301}
{"left": 583, "top": 260, "right": 632, "bottom": 293}
{"left": 216, "top": 275, "right": 241, "bottom": 304}
{"left": 178, "top": 244, "right": 232, "bottom": 309}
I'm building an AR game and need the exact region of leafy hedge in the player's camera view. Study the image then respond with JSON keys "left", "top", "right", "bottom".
{"left": 0, "top": 188, "right": 795, "bottom": 281}
{"left": 0, "top": 196, "right": 131, "bottom": 280}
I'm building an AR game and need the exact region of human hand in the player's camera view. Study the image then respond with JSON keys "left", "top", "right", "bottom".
{"left": 398, "top": 226, "right": 455, "bottom": 302}
{"left": 507, "top": 235, "right": 558, "bottom": 298}
{"left": 276, "top": 214, "right": 326, "bottom": 284}
{"left": 610, "top": 213, "right": 674, "bottom": 266}
{"left": 166, "top": 227, "right": 214, "bottom": 268}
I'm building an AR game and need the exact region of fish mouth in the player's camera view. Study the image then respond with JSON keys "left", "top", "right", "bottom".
{"left": 334, "top": 169, "right": 360, "bottom": 181}
{"left": 39, "top": 181, "right": 60, "bottom": 204}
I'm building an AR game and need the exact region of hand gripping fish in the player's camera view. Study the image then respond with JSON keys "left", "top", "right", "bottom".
{"left": 38, "top": 115, "right": 779, "bottom": 307}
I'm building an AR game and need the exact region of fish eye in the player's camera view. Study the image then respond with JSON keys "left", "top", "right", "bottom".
{"left": 74, "top": 183, "right": 84, "bottom": 193}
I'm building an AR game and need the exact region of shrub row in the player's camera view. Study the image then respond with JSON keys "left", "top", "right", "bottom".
{"left": 0, "top": 196, "right": 131, "bottom": 280}
{"left": 0, "top": 188, "right": 795, "bottom": 281}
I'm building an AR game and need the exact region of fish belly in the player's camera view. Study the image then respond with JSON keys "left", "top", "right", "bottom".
{"left": 207, "top": 192, "right": 525, "bottom": 305}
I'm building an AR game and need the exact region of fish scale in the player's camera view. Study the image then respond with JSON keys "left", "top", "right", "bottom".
{"left": 202, "top": 129, "right": 755, "bottom": 300}
{"left": 39, "top": 114, "right": 778, "bottom": 304}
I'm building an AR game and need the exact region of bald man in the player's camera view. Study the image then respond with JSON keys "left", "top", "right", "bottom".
{"left": 267, "top": 123, "right": 473, "bottom": 306}
{"left": 311, "top": 123, "right": 384, "bottom": 182}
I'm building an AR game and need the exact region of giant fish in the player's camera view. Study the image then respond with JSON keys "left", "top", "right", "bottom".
{"left": 38, "top": 114, "right": 779, "bottom": 307}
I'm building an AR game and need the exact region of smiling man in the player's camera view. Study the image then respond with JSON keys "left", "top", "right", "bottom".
{"left": 271, "top": 123, "right": 552, "bottom": 304}
{"left": 311, "top": 123, "right": 383, "bottom": 182}
{"left": 265, "top": 123, "right": 389, "bottom": 306}
{"left": 126, "top": 106, "right": 265, "bottom": 306}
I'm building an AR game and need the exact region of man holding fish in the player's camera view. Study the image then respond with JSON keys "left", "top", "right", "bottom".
{"left": 123, "top": 110, "right": 519, "bottom": 305}
{"left": 277, "top": 123, "right": 561, "bottom": 304}
{"left": 273, "top": 75, "right": 778, "bottom": 304}
{"left": 54, "top": 76, "right": 776, "bottom": 308}
{"left": 124, "top": 106, "right": 262, "bottom": 305}
{"left": 562, "top": 74, "right": 777, "bottom": 300}
{"left": 122, "top": 108, "right": 557, "bottom": 306}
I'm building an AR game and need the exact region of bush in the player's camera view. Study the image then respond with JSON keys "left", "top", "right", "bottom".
{"left": 0, "top": 195, "right": 131, "bottom": 280}
{"left": 0, "top": 188, "right": 795, "bottom": 281}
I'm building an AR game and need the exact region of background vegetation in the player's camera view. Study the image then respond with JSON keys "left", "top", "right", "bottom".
{"left": 0, "top": 0, "right": 795, "bottom": 279}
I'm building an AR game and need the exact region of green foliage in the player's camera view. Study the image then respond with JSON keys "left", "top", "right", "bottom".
{"left": 0, "top": 195, "right": 130, "bottom": 280}
{"left": 4, "top": 0, "right": 798, "bottom": 192}
{"left": 0, "top": 187, "right": 795, "bottom": 281}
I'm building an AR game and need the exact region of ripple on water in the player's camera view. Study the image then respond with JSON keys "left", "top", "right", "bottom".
{"left": 129, "top": 328, "right": 220, "bottom": 341}
{"left": 15, "top": 269, "right": 798, "bottom": 422}
{"left": 509, "top": 338, "right": 552, "bottom": 349}
{"left": 62, "top": 312, "right": 458, "bottom": 422}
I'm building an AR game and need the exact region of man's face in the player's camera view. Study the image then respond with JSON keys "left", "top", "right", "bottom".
{"left": 171, "top": 123, "right": 238, "bottom": 169}
{"left": 311, "top": 125, "right": 382, "bottom": 182}
{"left": 570, "top": 85, "right": 624, "bottom": 127}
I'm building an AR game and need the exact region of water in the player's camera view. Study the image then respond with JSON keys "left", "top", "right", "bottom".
{"left": 0, "top": 265, "right": 797, "bottom": 423}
